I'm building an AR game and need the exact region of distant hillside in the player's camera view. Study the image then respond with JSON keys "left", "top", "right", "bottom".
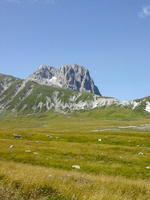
{"left": 0, "top": 73, "right": 150, "bottom": 119}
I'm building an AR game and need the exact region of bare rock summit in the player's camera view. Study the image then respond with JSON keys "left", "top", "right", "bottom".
{"left": 27, "top": 64, "right": 101, "bottom": 95}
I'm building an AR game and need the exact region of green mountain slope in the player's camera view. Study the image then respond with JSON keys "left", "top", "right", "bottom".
{"left": 0, "top": 73, "right": 150, "bottom": 119}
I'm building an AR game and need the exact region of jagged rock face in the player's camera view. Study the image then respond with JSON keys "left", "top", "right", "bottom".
{"left": 27, "top": 64, "right": 101, "bottom": 95}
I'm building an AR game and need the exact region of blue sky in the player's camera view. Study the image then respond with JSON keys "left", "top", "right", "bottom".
{"left": 0, "top": 0, "right": 150, "bottom": 100}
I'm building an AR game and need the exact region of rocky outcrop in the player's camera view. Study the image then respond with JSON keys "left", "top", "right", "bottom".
{"left": 0, "top": 75, "right": 17, "bottom": 95}
{"left": 27, "top": 64, "right": 101, "bottom": 95}
{"left": 0, "top": 73, "right": 150, "bottom": 115}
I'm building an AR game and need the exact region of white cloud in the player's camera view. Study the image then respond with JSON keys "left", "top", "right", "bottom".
{"left": 4, "top": 0, "right": 20, "bottom": 3}
{"left": 139, "top": 5, "right": 150, "bottom": 18}
{"left": 3, "top": 0, "right": 57, "bottom": 4}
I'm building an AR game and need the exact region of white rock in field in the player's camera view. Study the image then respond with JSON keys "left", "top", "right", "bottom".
{"left": 119, "top": 156, "right": 122, "bottom": 159}
{"left": 25, "top": 150, "right": 31, "bottom": 153}
{"left": 98, "top": 139, "right": 102, "bottom": 141}
{"left": 35, "top": 141, "right": 40, "bottom": 144}
{"left": 46, "top": 157, "right": 52, "bottom": 160}
{"left": 72, "top": 165, "right": 80, "bottom": 169}
{"left": 46, "top": 135, "right": 52, "bottom": 138}
{"left": 33, "top": 152, "right": 38, "bottom": 154}
{"left": 9, "top": 145, "right": 14, "bottom": 148}
{"left": 13, "top": 133, "right": 22, "bottom": 138}
{"left": 138, "top": 152, "right": 143, "bottom": 155}
{"left": 146, "top": 166, "right": 150, "bottom": 169}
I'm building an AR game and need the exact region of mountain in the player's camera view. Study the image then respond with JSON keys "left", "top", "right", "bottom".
{"left": 0, "top": 65, "right": 150, "bottom": 117}
{"left": 27, "top": 64, "right": 101, "bottom": 95}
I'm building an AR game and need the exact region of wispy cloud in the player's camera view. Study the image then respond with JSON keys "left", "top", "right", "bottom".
{"left": 139, "top": 5, "right": 150, "bottom": 18}
{"left": 4, "top": 0, "right": 20, "bottom": 3}
{"left": 3, "top": 0, "right": 57, "bottom": 4}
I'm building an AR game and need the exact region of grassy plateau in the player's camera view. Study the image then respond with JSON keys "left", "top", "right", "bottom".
{"left": 0, "top": 110, "right": 150, "bottom": 199}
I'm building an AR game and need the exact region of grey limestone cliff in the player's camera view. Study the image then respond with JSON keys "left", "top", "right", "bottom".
{"left": 27, "top": 64, "right": 101, "bottom": 95}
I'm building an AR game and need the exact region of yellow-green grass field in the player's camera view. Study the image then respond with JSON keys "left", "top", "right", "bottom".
{"left": 0, "top": 112, "right": 150, "bottom": 199}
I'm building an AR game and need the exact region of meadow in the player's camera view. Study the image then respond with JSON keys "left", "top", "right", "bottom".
{"left": 0, "top": 110, "right": 150, "bottom": 199}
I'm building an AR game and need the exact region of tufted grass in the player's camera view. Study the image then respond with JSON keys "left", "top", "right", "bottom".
{"left": 0, "top": 113, "right": 150, "bottom": 199}
{"left": 0, "top": 160, "right": 150, "bottom": 200}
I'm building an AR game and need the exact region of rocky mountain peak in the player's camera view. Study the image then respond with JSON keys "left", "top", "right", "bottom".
{"left": 27, "top": 64, "right": 101, "bottom": 95}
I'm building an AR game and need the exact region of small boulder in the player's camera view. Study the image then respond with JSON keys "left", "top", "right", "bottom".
{"left": 138, "top": 152, "right": 143, "bottom": 155}
{"left": 35, "top": 141, "right": 41, "bottom": 144}
{"left": 25, "top": 150, "right": 31, "bottom": 153}
{"left": 13, "top": 134, "right": 22, "bottom": 138}
{"left": 72, "top": 165, "right": 80, "bottom": 169}
{"left": 146, "top": 166, "right": 150, "bottom": 169}
{"left": 46, "top": 135, "right": 52, "bottom": 138}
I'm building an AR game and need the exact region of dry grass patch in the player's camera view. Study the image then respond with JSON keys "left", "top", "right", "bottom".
{"left": 0, "top": 160, "right": 150, "bottom": 200}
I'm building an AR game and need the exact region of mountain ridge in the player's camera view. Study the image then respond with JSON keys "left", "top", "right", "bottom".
{"left": 0, "top": 65, "right": 150, "bottom": 117}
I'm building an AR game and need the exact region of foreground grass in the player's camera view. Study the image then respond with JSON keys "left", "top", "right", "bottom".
{"left": 0, "top": 113, "right": 150, "bottom": 199}
{"left": 0, "top": 160, "right": 150, "bottom": 200}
